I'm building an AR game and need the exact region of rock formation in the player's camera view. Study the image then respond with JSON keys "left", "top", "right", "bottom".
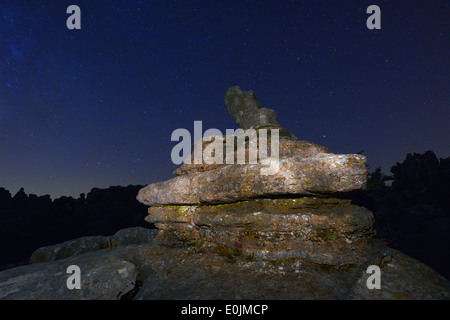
{"left": 224, "top": 86, "right": 297, "bottom": 139}
{"left": 133, "top": 86, "right": 450, "bottom": 298}
{"left": 137, "top": 86, "right": 381, "bottom": 266}
{"left": 0, "top": 87, "right": 449, "bottom": 300}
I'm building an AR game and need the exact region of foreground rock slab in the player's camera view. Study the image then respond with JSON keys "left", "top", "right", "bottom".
{"left": 1, "top": 242, "right": 449, "bottom": 300}
{"left": 0, "top": 251, "right": 138, "bottom": 300}
{"left": 30, "top": 227, "right": 158, "bottom": 263}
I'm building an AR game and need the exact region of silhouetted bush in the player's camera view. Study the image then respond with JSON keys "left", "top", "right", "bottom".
{"left": 0, "top": 185, "right": 149, "bottom": 270}
{"left": 350, "top": 150, "right": 450, "bottom": 280}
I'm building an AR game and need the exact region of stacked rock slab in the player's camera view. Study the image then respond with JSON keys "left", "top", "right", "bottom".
{"left": 137, "top": 86, "right": 384, "bottom": 266}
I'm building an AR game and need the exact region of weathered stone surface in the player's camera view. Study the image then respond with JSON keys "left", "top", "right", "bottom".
{"left": 146, "top": 198, "right": 381, "bottom": 265}
{"left": 350, "top": 249, "right": 450, "bottom": 300}
{"left": 2, "top": 241, "right": 449, "bottom": 300}
{"left": 225, "top": 86, "right": 297, "bottom": 139}
{"left": 225, "top": 86, "right": 278, "bottom": 129}
{"left": 30, "top": 236, "right": 109, "bottom": 264}
{"left": 132, "top": 245, "right": 450, "bottom": 300}
{"left": 110, "top": 227, "right": 158, "bottom": 247}
{"left": 138, "top": 153, "right": 367, "bottom": 206}
{"left": 0, "top": 250, "right": 138, "bottom": 300}
{"left": 174, "top": 137, "right": 330, "bottom": 176}
{"left": 30, "top": 227, "right": 157, "bottom": 264}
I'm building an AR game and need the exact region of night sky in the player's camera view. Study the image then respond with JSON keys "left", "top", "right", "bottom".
{"left": 0, "top": 0, "right": 449, "bottom": 199}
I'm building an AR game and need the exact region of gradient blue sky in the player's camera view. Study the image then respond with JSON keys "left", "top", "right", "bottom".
{"left": 0, "top": 0, "right": 449, "bottom": 198}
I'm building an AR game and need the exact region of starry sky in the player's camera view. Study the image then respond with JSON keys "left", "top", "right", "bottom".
{"left": 0, "top": 0, "right": 449, "bottom": 198}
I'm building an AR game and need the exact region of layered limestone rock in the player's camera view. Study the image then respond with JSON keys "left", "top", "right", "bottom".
{"left": 147, "top": 198, "right": 384, "bottom": 265}
{"left": 173, "top": 136, "right": 330, "bottom": 176}
{"left": 137, "top": 153, "right": 367, "bottom": 206}
{"left": 137, "top": 86, "right": 378, "bottom": 266}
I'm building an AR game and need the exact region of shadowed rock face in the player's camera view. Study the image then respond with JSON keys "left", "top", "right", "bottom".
{"left": 225, "top": 86, "right": 276, "bottom": 128}
{"left": 29, "top": 227, "right": 158, "bottom": 264}
{"left": 225, "top": 86, "right": 297, "bottom": 139}
{"left": 0, "top": 244, "right": 140, "bottom": 300}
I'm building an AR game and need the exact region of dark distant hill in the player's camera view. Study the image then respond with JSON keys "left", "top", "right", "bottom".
{"left": 348, "top": 150, "right": 450, "bottom": 280}
{"left": 0, "top": 185, "right": 149, "bottom": 270}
